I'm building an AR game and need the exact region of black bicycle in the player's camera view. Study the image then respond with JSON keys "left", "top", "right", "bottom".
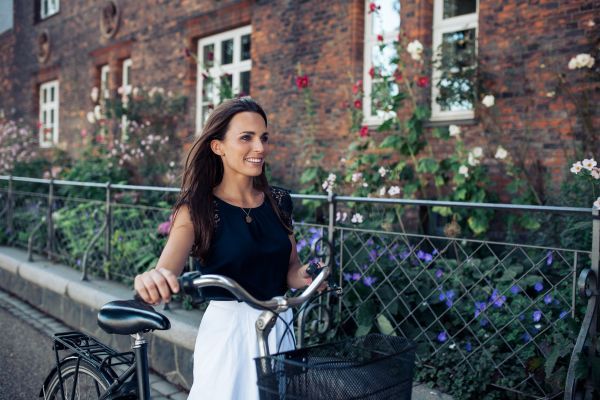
{"left": 40, "top": 265, "right": 415, "bottom": 399}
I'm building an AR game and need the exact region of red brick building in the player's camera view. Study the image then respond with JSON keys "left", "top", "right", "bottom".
{"left": 0, "top": 0, "right": 597, "bottom": 187}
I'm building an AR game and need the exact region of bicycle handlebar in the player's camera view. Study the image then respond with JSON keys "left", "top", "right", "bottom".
{"left": 177, "top": 266, "right": 330, "bottom": 313}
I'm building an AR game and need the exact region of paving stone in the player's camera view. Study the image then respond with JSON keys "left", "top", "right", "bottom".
{"left": 151, "top": 380, "right": 180, "bottom": 396}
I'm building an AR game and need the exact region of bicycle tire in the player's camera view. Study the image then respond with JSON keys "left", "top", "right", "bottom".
{"left": 43, "top": 358, "right": 112, "bottom": 400}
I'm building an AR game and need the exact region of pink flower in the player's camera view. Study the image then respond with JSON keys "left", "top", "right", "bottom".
{"left": 80, "top": 129, "right": 87, "bottom": 138}
{"left": 359, "top": 126, "right": 369, "bottom": 137}
{"left": 394, "top": 70, "right": 403, "bottom": 83}
{"left": 368, "top": 2, "right": 380, "bottom": 13}
{"left": 157, "top": 220, "right": 171, "bottom": 236}
{"left": 417, "top": 76, "right": 429, "bottom": 87}
{"left": 369, "top": 67, "right": 375, "bottom": 79}
{"left": 352, "top": 80, "right": 363, "bottom": 94}
{"left": 353, "top": 99, "right": 362, "bottom": 109}
{"left": 295, "top": 75, "right": 309, "bottom": 89}
{"left": 377, "top": 34, "right": 384, "bottom": 42}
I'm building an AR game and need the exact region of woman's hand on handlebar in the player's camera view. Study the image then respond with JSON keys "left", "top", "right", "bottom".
{"left": 134, "top": 267, "right": 180, "bottom": 305}
{"left": 300, "top": 262, "right": 328, "bottom": 293}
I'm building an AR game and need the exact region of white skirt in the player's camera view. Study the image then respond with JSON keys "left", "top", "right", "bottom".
{"left": 187, "top": 300, "right": 296, "bottom": 400}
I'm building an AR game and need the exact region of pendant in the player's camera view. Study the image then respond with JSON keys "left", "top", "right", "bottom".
{"left": 245, "top": 215, "right": 253, "bottom": 223}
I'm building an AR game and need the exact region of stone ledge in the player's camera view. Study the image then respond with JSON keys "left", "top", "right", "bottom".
{"left": 0, "top": 246, "right": 201, "bottom": 390}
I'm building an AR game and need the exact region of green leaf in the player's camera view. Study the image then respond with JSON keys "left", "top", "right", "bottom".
{"left": 454, "top": 188, "right": 467, "bottom": 200}
{"left": 417, "top": 158, "right": 439, "bottom": 174}
{"left": 520, "top": 215, "right": 541, "bottom": 231}
{"left": 468, "top": 215, "right": 488, "bottom": 235}
{"left": 432, "top": 206, "right": 453, "bottom": 217}
{"left": 379, "top": 135, "right": 401, "bottom": 149}
{"left": 545, "top": 345, "right": 570, "bottom": 378}
{"left": 376, "top": 314, "right": 396, "bottom": 335}
{"left": 299, "top": 168, "right": 318, "bottom": 184}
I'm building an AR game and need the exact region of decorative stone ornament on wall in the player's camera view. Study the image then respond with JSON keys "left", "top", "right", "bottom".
{"left": 100, "top": 1, "right": 121, "bottom": 39}
{"left": 37, "top": 30, "right": 50, "bottom": 63}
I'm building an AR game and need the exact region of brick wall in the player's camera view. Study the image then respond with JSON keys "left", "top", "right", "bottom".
{"left": 0, "top": 0, "right": 597, "bottom": 190}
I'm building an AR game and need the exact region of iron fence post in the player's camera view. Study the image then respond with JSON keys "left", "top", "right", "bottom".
{"left": 327, "top": 191, "right": 336, "bottom": 267}
{"left": 105, "top": 182, "right": 112, "bottom": 279}
{"left": 46, "top": 178, "right": 54, "bottom": 260}
{"left": 7, "top": 175, "right": 13, "bottom": 234}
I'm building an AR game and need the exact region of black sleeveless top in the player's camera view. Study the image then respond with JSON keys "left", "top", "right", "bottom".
{"left": 196, "top": 187, "right": 293, "bottom": 301}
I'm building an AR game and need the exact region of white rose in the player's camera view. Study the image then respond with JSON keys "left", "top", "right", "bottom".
{"left": 378, "top": 166, "right": 387, "bottom": 177}
{"left": 169, "top": 161, "right": 175, "bottom": 168}
{"left": 449, "top": 125, "right": 461, "bottom": 137}
{"left": 93, "top": 105, "right": 103, "bottom": 120}
{"left": 494, "top": 146, "right": 508, "bottom": 159}
{"left": 458, "top": 165, "right": 469, "bottom": 177}
{"left": 327, "top": 173, "right": 337, "bottom": 182}
{"left": 378, "top": 186, "right": 386, "bottom": 196}
{"left": 90, "top": 87, "right": 99, "bottom": 103}
{"left": 570, "top": 161, "right": 583, "bottom": 174}
{"left": 388, "top": 186, "right": 401, "bottom": 196}
{"left": 472, "top": 147, "right": 483, "bottom": 158}
{"left": 575, "top": 53, "right": 594, "bottom": 69}
{"left": 582, "top": 158, "right": 597, "bottom": 170}
{"left": 86, "top": 111, "right": 96, "bottom": 124}
{"left": 406, "top": 40, "right": 423, "bottom": 61}
{"left": 482, "top": 95, "right": 495, "bottom": 108}
{"left": 351, "top": 172, "right": 363, "bottom": 183}
{"left": 467, "top": 152, "right": 480, "bottom": 167}
{"left": 591, "top": 168, "right": 600, "bottom": 180}
{"left": 568, "top": 57, "right": 578, "bottom": 70}
{"left": 351, "top": 213, "right": 364, "bottom": 224}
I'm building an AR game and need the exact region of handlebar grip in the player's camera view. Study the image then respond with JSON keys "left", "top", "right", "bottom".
{"left": 178, "top": 272, "right": 206, "bottom": 305}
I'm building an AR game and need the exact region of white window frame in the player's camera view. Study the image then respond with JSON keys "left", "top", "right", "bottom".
{"left": 39, "top": 80, "right": 59, "bottom": 148}
{"left": 122, "top": 58, "right": 132, "bottom": 93}
{"left": 40, "top": 0, "right": 60, "bottom": 20}
{"left": 362, "top": 1, "right": 400, "bottom": 127}
{"left": 100, "top": 64, "right": 110, "bottom": 100}
{"left": 0, "top": 0, "right": 14, "bottom": 34}
{"left": 431, "top": 0, "right": 478, "bottom": 122}
{"left": 196, "top": 25, "right": 252, "bottom": 133}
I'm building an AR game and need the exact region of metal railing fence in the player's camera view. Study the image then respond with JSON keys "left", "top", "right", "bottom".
{"left": 0, "top": 175, "right": 597, "bottom": 400}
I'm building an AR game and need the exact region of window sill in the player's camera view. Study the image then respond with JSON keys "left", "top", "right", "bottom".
{"left": 36, "top": 11, "right": 61, "bottom": 24}
{"left": 424, "top": 118, "right": 477, "bottom": 128}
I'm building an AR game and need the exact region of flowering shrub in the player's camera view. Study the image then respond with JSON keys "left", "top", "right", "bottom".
{"left": 570, "top": 157, "right": 600, "bottom": 208}
{"left": 0, "top": 119, "right": 37, "bottom": 174}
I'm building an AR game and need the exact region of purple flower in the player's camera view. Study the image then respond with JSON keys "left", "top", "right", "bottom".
{"left": 480, "top": 318, "right": 489, "bottom": 327}
{"left": 432, "top": 249, "right": 438, "bottom": 256}
{"left": 351, "top": 273, "right": 361, "bottom": 281}
{"left": 519, "top": 314, "right": 525, "bottom": 321}
{"left": 362, "top": 276, "right": 378, "bottom": 287}
{"left": 437, "top": 331, "right": 447, "bottom": 343}
{"left": 343, "top": 272, "right": 352, "bottom": 281}
{"left": 76, "top": 259, "right": 81, "bottom": 266}
{"left": 522, "top": 332, "right": 532, "bottom": 343}
{"left": 465, "top": 341, "right": 472, "bottom": 352}
{"left": 544, "top": 294, "right": 552, "bottom": 304}
{"left": 416, "top": 250, "right": 433, "bottom": 263}
{"left": 399, "top": 251, "right": 410, "bottom": 260}
{"left": 474, "top": 301, "right": 487, "bottom": 318}
{"left": 532, "top": 310, "right": 542, "bottom": 322}
{"left": 366, "top": 238, "right": 374, "bottom": 246}
{"left": 559, "top": 310, "right": 569, "bottom": 319}
{"left": 296, "top": 238, "right": 307, "bottom": 253}
{"left": 510, "top": 285, "right": 521, "bottom": 294}
{"left": 157, "top": 220, "right": 171, "bottom": 236}
{"left": 490, "top": 289, "right": 506, "bottom": 308}
{"left": 546, "top": 251, "right": 553, "bottom": 266}
{"left": 368, "top": 249, "right": 378, "bottom": 262}
{"left": 435, "top": 269, "right": 444, "bottom": 279}
{"left": 534, "top": 282, "right": 544, "bottom": 292}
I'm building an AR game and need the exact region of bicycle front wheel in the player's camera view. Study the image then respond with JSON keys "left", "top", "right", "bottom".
{"left": 43, "top": 358, "right": 112, "bottom": 400}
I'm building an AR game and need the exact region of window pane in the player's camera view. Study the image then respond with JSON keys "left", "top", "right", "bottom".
{"left": 240, "top": 71, "right": 250, "bottom": 96}
{"left": 371, "top": 43, "right": 398, "bottom": 76}
{"left": 202, "top": 77, "right": 214, "bottom": 102}
{"left": 201, "top": 105, "right": 213, "bottom": 125}
{"left": 50, "top": 86, "right": 55, "bottom": 102}
{"left": 42, "top": 0, "right": 48, "bottom": 17}
{"left": 436, "top": 28, "right": 477, "bottom": 111}
{"left": 43, "top": 88, "right": 47, "bottom": 103}
{"left": 42, "top": 111, "right": 47, "bottom": 123}
{"left": 220, "top": 74, "right": 233, "bottom": 100}
{"left": 221, "top": 39, "right": 233, "bottom": 65}
{"left": 372, "top": 0, "right": 400, "bottom": 35}
{"left": 50, "top": 109, "right": 54, "bottom": 124}
{"left": 203, "top": 44, "right": 214, "bottom": 68}
{"left": 443, "top": 0, "right": 476, "bottom": 19}
{"left": 241, "top": 34, "right": 251, "bottom": 61}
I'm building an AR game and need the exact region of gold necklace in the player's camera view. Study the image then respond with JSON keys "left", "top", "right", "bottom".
{"left": 241, "top": 207, "right": 253, "bottom": 223}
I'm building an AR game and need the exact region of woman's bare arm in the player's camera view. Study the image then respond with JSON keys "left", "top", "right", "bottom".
{"left": 134, "top": 205, "right": 195, "bottom": 304}
{"left": 286, "top": 234, "right": 311, "bottom": 289}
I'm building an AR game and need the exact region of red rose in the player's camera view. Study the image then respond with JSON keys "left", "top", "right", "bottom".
{"left": 359, "top": 126, "right": 369, "bottom": 137}
{"left": 295, "top": 75, "right": 309, "bottom": 89}
{"left": 417, "top": 76, "right": 429, "bottom": 87}
{"left": 354, "top": 99, "right": 362, "bottom": 109}
{"left": 352, "top": 80, "right": 363, "bottom": 94}
{"left": 368, "top": 2, "right": 380, "bottom": 13}
{"left": 394, "top": 70, "right": 403, "bottom": 83}
{"left": 369, "top": 67, "right": 375, "bottom": 79}
{"left": 377, "top": 34, "right": 384, "bottom": 42}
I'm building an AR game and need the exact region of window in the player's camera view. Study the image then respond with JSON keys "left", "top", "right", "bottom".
{"left": 362, "top": 0, "right": 401, "bottom": 126}
{"left": 100, "top": 64, "right": 110, "bottom": 99}
{"left": 196, "top": 25, "right": 252, "bottom": 129}
{"left": 431, "top": 0, "right": 478, "bottom": 121}
{"left": 0, "top": 0, "right": 13, "bottom": 33}
{"left": 39, "top": 80, "right": 59, "bottom": 147}
{"left": 40, "top": 0, "right": 60, "bottom": 20}
{"left": 122, "top": 58, "right": 132, "bottom": 93}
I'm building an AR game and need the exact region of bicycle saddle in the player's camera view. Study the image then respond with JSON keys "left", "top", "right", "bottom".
{"left": 97, "top": 300, "right": 171, "bottom": 335}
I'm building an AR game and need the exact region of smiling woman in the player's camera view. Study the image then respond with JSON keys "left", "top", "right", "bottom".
{"left": 133, "top": 97, "right": 319, "bottom": 399}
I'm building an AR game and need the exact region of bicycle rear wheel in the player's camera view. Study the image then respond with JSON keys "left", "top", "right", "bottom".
{"left": 43, "top": 358, "right": 112, "bottom": 400}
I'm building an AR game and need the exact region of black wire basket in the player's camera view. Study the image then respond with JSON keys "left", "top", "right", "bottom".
{"left": 255, "top": 334, "right": 415, "bottom": 400}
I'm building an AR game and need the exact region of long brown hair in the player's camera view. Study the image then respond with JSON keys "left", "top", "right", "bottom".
{"left": 174, "top": 97, "right": 292, "bottom": 263}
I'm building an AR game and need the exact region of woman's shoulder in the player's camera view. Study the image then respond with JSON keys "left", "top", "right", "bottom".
{"left": 268, "top": 186, "right": 293, "bottom": 214}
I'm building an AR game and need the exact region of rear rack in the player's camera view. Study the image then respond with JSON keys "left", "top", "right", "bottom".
{"left": 53, "top": 331, "right": 134, "bottom": 371}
